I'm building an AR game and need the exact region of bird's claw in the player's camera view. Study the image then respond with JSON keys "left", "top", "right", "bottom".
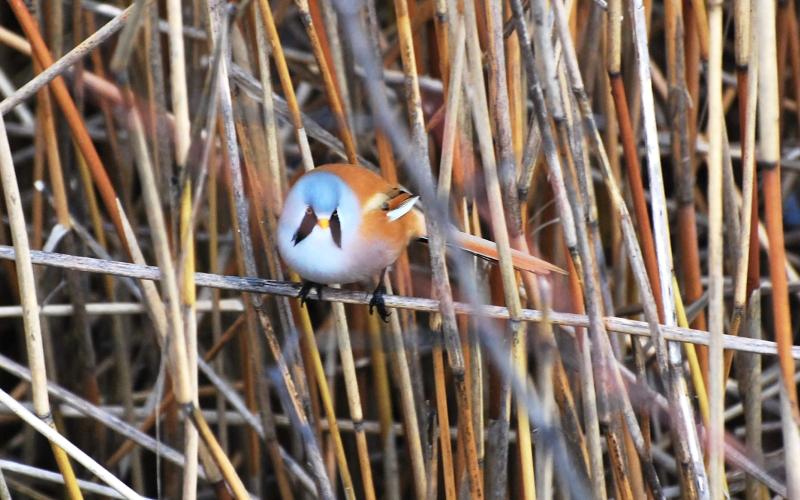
{"left": 299, "top": 282, "right": 323, "bottom": 307}
{"left": 369, "top": 285, "right": 391, "bottom": 323}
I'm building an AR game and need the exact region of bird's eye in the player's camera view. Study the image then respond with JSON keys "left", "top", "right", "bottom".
{"left": 305, "top": 206, "right": 313, "bottom": 215}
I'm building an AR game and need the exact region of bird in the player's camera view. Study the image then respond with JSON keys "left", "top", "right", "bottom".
{"left": 277, "top": 163, "right": 565, "bottom": 320}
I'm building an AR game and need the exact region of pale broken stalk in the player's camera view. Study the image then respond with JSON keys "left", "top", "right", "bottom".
{"left": 627, "top": 0, "right": 709, "bottom": 494}
{"left": 0, "top": 107, "right": 82, "bottom": 499}
{"left": 165, "top": 0, "right": 197, "bottom": 495}
{"left": 706, "top": 0, "right": 726, "bottom": 493}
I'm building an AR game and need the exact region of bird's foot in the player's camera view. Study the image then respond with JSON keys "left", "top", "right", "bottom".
{"left": 369, "top": 284, "right": 391, "bottom": 323}
{"left": 299, "top": 281, "right": 324, "bottom": 307}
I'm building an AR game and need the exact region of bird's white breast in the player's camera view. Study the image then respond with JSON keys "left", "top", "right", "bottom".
{"left": 278, "top": 171, "right": 391, "bottom": 284}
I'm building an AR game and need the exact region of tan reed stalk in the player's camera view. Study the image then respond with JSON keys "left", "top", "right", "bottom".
{"left": 428, "top": 0, "right": 466, "bottom": 320}
{"left": 383, "top": 277, "right": 429, "bottom": 498}
{"left": 436, "top": 21, "right": 465, "bottom": 200}
{"left": 84, "top": 11, "right": 128, "bottom": 198}
{"left": 320, "top": 323, "right": 339, "bottom": 486}
{"left": 363, "top": 315, "right": 401, "bottom": 500}
{"left": 565, "top": 195, "right": 609, "bottom": 499}
{"left": 329, "top": 298, "right": 376, "bottom": 500}
{"left": 143, "top": 4, "right": 174, "bottom": 204}
{"left": 507, "top": 2, "right": 603, "bottom": 495}
{"left": 256, "top": 0, "right": 315, "bottom": 171}
{"left": 185, "top": 406, "right": 248, "bottom": 499}
{"left": 165, "top": 7, "right": 199, "bottom": 494}
{"left": 241, "top": 115, "right": 313, "bottom": 496}
{"left": 734, "top": 6, "right": 768, "bottom": 499}
{"left": 0, "top": 467, "right": 8, "bottom": 500}
{"left": 431, "top": 325, "right": 457, "bottom": 500}
{"left": 167, "top": 0, "right": 199, "bottom": 484}
{"left": 678, "top": 0, "right": 709, "bottom": 358}
{"left": 0, "top": 104, "right": 83, "bottom": 499}
{"left": 728, "top": 0, "right": 757, "bottom": 351}
{"left": 35, "top": 77, "right": 68, "bottom": 231}
{"left": 756, "top": 0, "right": 800, "bottom": 495}
{"left": 252, "top": 5, "right": 284, "bottom": 208}
{"left": 111, "top": 56, "right": 219, "bottom": 491}
{"left": 433, "top": 17, "right": 464, "bottom": 500}
{"left": 32, "top": 47, "right": 103, "bottom": 430}
{"left": 706, "top": 0, "right": 726, "bottom": 494}
{"left": 316, "top": 0, "right": 354, "bottom": 132}
{"left": 125, "top": 83, "right": 191, "bottom": 409}
{"left": 466, "top": 204, "right": 485, "bottom": 477}
{"left": 206, "top": 71, "right": 227, "bottom": 468}
{"left": 234, "top": 18, "right": 360, "bottom": 480}
{"left": 179, "top": 183, "right": 199, "bottom": 500}
{"left": 626, "top": 0, "right": 674, "bottom": 324}
{"left": 166, "top": 0, "right": 190, "bottom": 166}
{"left": 295, "top": 302, "right": 356, "bottom": 499}
{"left": 293, "top": 0, "right": 357, "bottom": 163}
{"left": 221, "top": 142, "right": 286, "bottom": 496}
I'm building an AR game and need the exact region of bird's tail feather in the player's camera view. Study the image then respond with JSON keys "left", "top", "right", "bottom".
{"left": 417, "top": 231, "right": 566, "bottom": 275}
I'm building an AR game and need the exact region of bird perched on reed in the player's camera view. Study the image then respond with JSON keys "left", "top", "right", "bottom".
{"left": 278, "top": 163, "right": 564, "bottom": 320}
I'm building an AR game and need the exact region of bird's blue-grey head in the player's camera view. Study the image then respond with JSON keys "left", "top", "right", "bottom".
{"left": 301, "top": 172, "right": 342, "bottom": 215}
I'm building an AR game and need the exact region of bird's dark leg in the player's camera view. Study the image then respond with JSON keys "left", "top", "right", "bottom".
{"left": 368, "top": 269, "right": 391, "bottom": 322}
{"left": 298, "top": 281, "right": 324, "bottom": 307}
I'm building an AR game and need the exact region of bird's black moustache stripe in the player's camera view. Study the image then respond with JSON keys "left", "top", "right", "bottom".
{"left": 293, "top": 207, "right": 342, "bottom": 248}
{"left": 330, "top": 210, "right": 342, "bottom": 248}
{"left": 293, "top": 208, "right": 317, "bottom": 245}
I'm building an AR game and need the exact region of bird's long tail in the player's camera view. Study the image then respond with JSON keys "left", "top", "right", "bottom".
{"left": 408, "top": 209, "right": 564, "bottom": 275}
{"left": 417, "top": 231, "right": 566, "bottom": 275}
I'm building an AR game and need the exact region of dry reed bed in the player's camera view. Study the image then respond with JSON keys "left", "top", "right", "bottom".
{"left": 0, "top": 0, "right": 797, "bottom": 498}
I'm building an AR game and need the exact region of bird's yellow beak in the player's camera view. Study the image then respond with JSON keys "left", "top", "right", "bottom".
{"left": 317, "top": 218, "right": 330, "bottom": 229}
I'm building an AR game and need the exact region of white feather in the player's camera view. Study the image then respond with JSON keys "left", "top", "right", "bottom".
{"left": 386, "top": 195, "right": 419, "bottom": 221}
